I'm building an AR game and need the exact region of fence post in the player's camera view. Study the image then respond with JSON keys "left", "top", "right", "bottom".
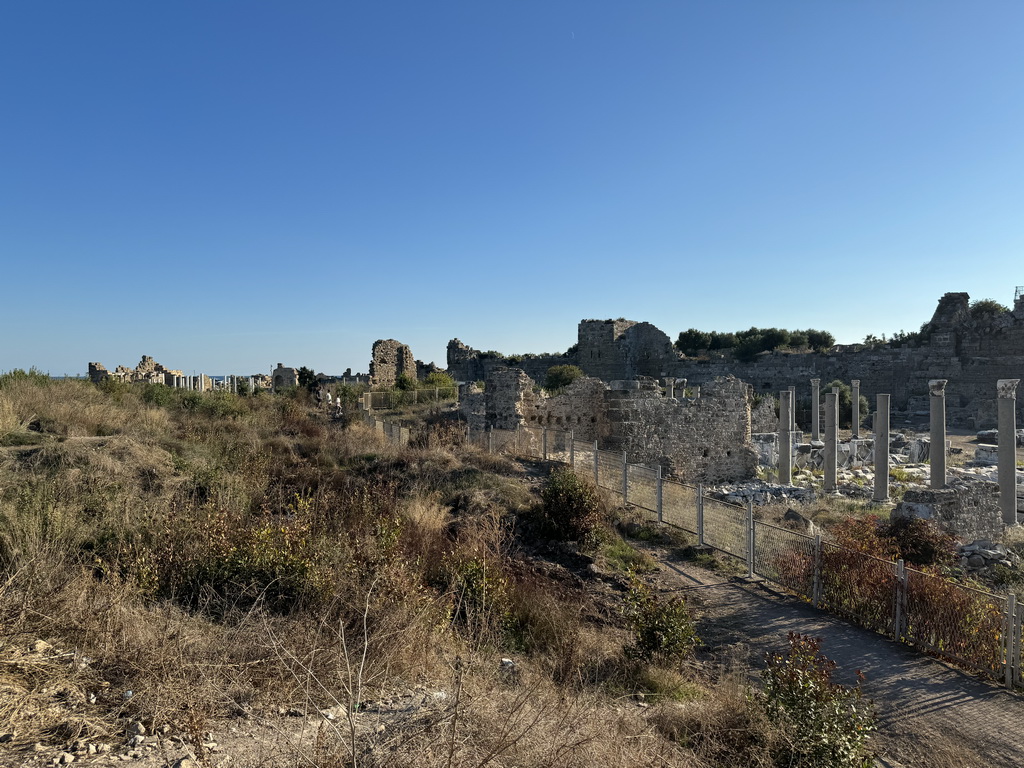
{"left": 622, "top": 452, "right": 628, "bottom": 503}
{"left": 1006, "top": 592, "right": 1017, "bottom": 689}
{"left": 746, "top": 499, "right": 755, "bottom": 579}
{"left": 812, "top": 534, "right": 822, "bottom": 609}
{"left": 697, "top": 484, "right": 705, "bottom": 548}
{"left": 1017, "top": 601, "right": 1023, "bottom": 688}
{"left": 569, "top": 430, "right": 575, "bottom": 468}
{"left": 894, "top": 559, "right": 906, "bottom": 641}
{"left": 488, "top": 426, "right": 493, "bottom": 454}
{"left": 543, "top": 428, "right": 549, "bottom": 461}
{"left": 593, "top": 441, "right": 599, "bottom": 485}
{"left": 656, "top": 465, "right": 663, "bottom": 524}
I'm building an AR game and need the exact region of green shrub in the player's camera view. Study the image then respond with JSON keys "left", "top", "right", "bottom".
{"left": 544, "top": 365, "right": 585, "bottom": 393}
{"left": 539, "top": 468, "right": 604, "bottom": 542}
{"left": 623, "top": 575, "right": 698, "bottom": 664}
{"left": 758, "top": 633, "right": 875, "bottom": 767}
{"left": 140, "top": 382, "right": 175, "bottom": 407}
{"left": 441, "top": 553, "right": 511, "bottom": 638}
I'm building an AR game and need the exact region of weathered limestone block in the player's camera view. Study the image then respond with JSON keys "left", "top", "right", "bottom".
{"left": 894, "top": 480, "right": 1003, "bottom": 541}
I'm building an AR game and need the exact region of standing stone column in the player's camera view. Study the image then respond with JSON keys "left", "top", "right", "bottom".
{"left": 998, "top": 379, "right": 1020, "bottom": 526}
{"left": 811, "top": 378, "right": 821, "bottom": 441}
{"left": 851, "top": 380, "right": 861, "bottom": 438}
{"left": 824, "top": 392, "right": 838, "bottom": 493}
{"left": 788, "top": 385, "right": 797, "bottom": 433}
{"left": 779, "top": 390, "right": 793, "bottom": 486}
{"left": 664, "top": 378, "right": 675, "bottom": 399}
{"left": 873, "top": 394, "right": 891, "bottom": 502}
{"left": 929, "top": 379, "right": 947, "bottom": 490}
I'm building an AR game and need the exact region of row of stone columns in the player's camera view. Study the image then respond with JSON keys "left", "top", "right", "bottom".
{"left": 786, "top": 378, "right": 1020, "bottom": 524}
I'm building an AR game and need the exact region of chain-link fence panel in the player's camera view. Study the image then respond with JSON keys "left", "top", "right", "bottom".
{"left": 596, "top": 450, "right": 625, "bottom": 499}
{"left": 490, "top": 428, "right": 520, "bottom": 455}
{"left": 753, "top": 522, "right": 816, "bottom": 600}
{"left": 903, "top": 567, "right": 1007, "bottom": 677}
{"left": 626, "top": 464, "right": 659, "bottom": 514}
{"left": 569, "top": 439, "right": 595, "bottom": 477}
{"left": 701, "top": 497, "right": 748, "bottom": 561}
{"left": 819, "top": 544, "right": 896, "bottom": 636}
{"left": 661, "top": 480, "right": 697, "bottom": 533}
{"left": 517, "top": 426, "right": 544, "bottom": 460}
{"left": 546, "top": 429, "right": 573, "bottom": 464}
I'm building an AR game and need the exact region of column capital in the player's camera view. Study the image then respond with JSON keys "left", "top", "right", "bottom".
{"left": 810, "top": 378, "right": 820, "bottom": 386}
{"left": 997, "top": 379, "right": 1020, "bottom": 399}
{"left": 928, "top": 379, "right": 948, "bottom": 397}
{"left": 851, "top": 380, "right": 860, "bottom": 386}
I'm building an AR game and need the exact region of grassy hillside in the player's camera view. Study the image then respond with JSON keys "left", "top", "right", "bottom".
{"left": 0, "top": 373, "right": 873, "bottom": 767}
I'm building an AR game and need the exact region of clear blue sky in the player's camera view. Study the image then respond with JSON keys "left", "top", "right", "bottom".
{"left": 3, "top": 1, "right": 1023, "bottom": 376}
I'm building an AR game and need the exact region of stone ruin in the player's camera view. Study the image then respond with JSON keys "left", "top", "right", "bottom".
{"left": 273, "top": 364, "right": 299, "bottom": 391}
{"left": 89, "top": 356, "right": 183, "bottom": 386}
{"left": 894, "top": 482, "right": 1004, "bottom": 543}
{"left": 369, "top": 339, "right": 416, "bottom": 388}
{"left": 447, "top": 290, "right": 1024, "bottom": 429}
{"left": 460, "top": 369, "right": 756, "bottom": 483}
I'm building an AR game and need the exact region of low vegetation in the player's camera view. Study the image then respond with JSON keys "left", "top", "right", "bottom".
{"left": 674, "top": 327, "right": 835, "bottom": 360}
{"left": 0, "top": 371, "right": 880, "bottom": 766}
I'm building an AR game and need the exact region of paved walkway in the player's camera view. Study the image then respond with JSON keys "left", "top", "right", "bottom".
{"left": 647, "top": 548, "right": 1024, "bottom": 767}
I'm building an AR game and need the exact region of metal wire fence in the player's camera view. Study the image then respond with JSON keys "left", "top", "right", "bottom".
{"left": 902, "top": 567, "right": 1007, "bottom": 678}
{"left": 596, "top": 450, "right": 625, "bottom": 496}
{"left": 818, "top": 544, "right": 897, "bottom": 637}
{"left": 364, "top": 418, "right": 1023, "bottom": 689}
{"left": 626, "top": 464, "right": 660, "bottom": 515}
{"left": 364, "top": 387, "right": 458, "bottom": 410}
{"left": 662, "top": 480, "right": 698, "bottom": 532}
{"left": 701, "top": 496, "right": 749, "bottom": 562}
{"left": 752, "top": 522, "right": 817, "bottom": 601}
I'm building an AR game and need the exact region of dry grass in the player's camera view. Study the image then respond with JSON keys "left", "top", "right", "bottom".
{"left": 0, "top": 376, "right": 885, "bottom": 766}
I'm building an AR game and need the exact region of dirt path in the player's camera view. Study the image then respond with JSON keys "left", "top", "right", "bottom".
{"left": 643, "top": 544, "right": 1024, "bottom": 767}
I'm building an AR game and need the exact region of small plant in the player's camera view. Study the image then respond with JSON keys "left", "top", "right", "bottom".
{"left": 601, "top": 537, "right": 657, "bottom": 573}
{"left": 889, "top": 466, "right": 913, "bottom": 483}
{"left": 758, "top": 633, "right": 875, "bottom": 767}
{"left": 539, "top": 467, "right": 604, "bottom": 543}
{"left": 623, "top": 574, "right": 698, "bottom": 664}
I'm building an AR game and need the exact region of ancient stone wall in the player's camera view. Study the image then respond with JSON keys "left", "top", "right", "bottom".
{"left": 484, "top": 368, "right": 538, "bottom": 430}
{"left": 447, "top": 291, "right": 1024, "bottom": 428}
{"left": 461, "top": 367, "right": 756, "bottom": 482}
{"left": 751, "top": 395, "right": 779, "bottom": 433}
{"left": 369, "top": 339, "right": 416, "bottom": 388}
{"left": 521, "top": 376, "right": 607, "bottom": 440}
